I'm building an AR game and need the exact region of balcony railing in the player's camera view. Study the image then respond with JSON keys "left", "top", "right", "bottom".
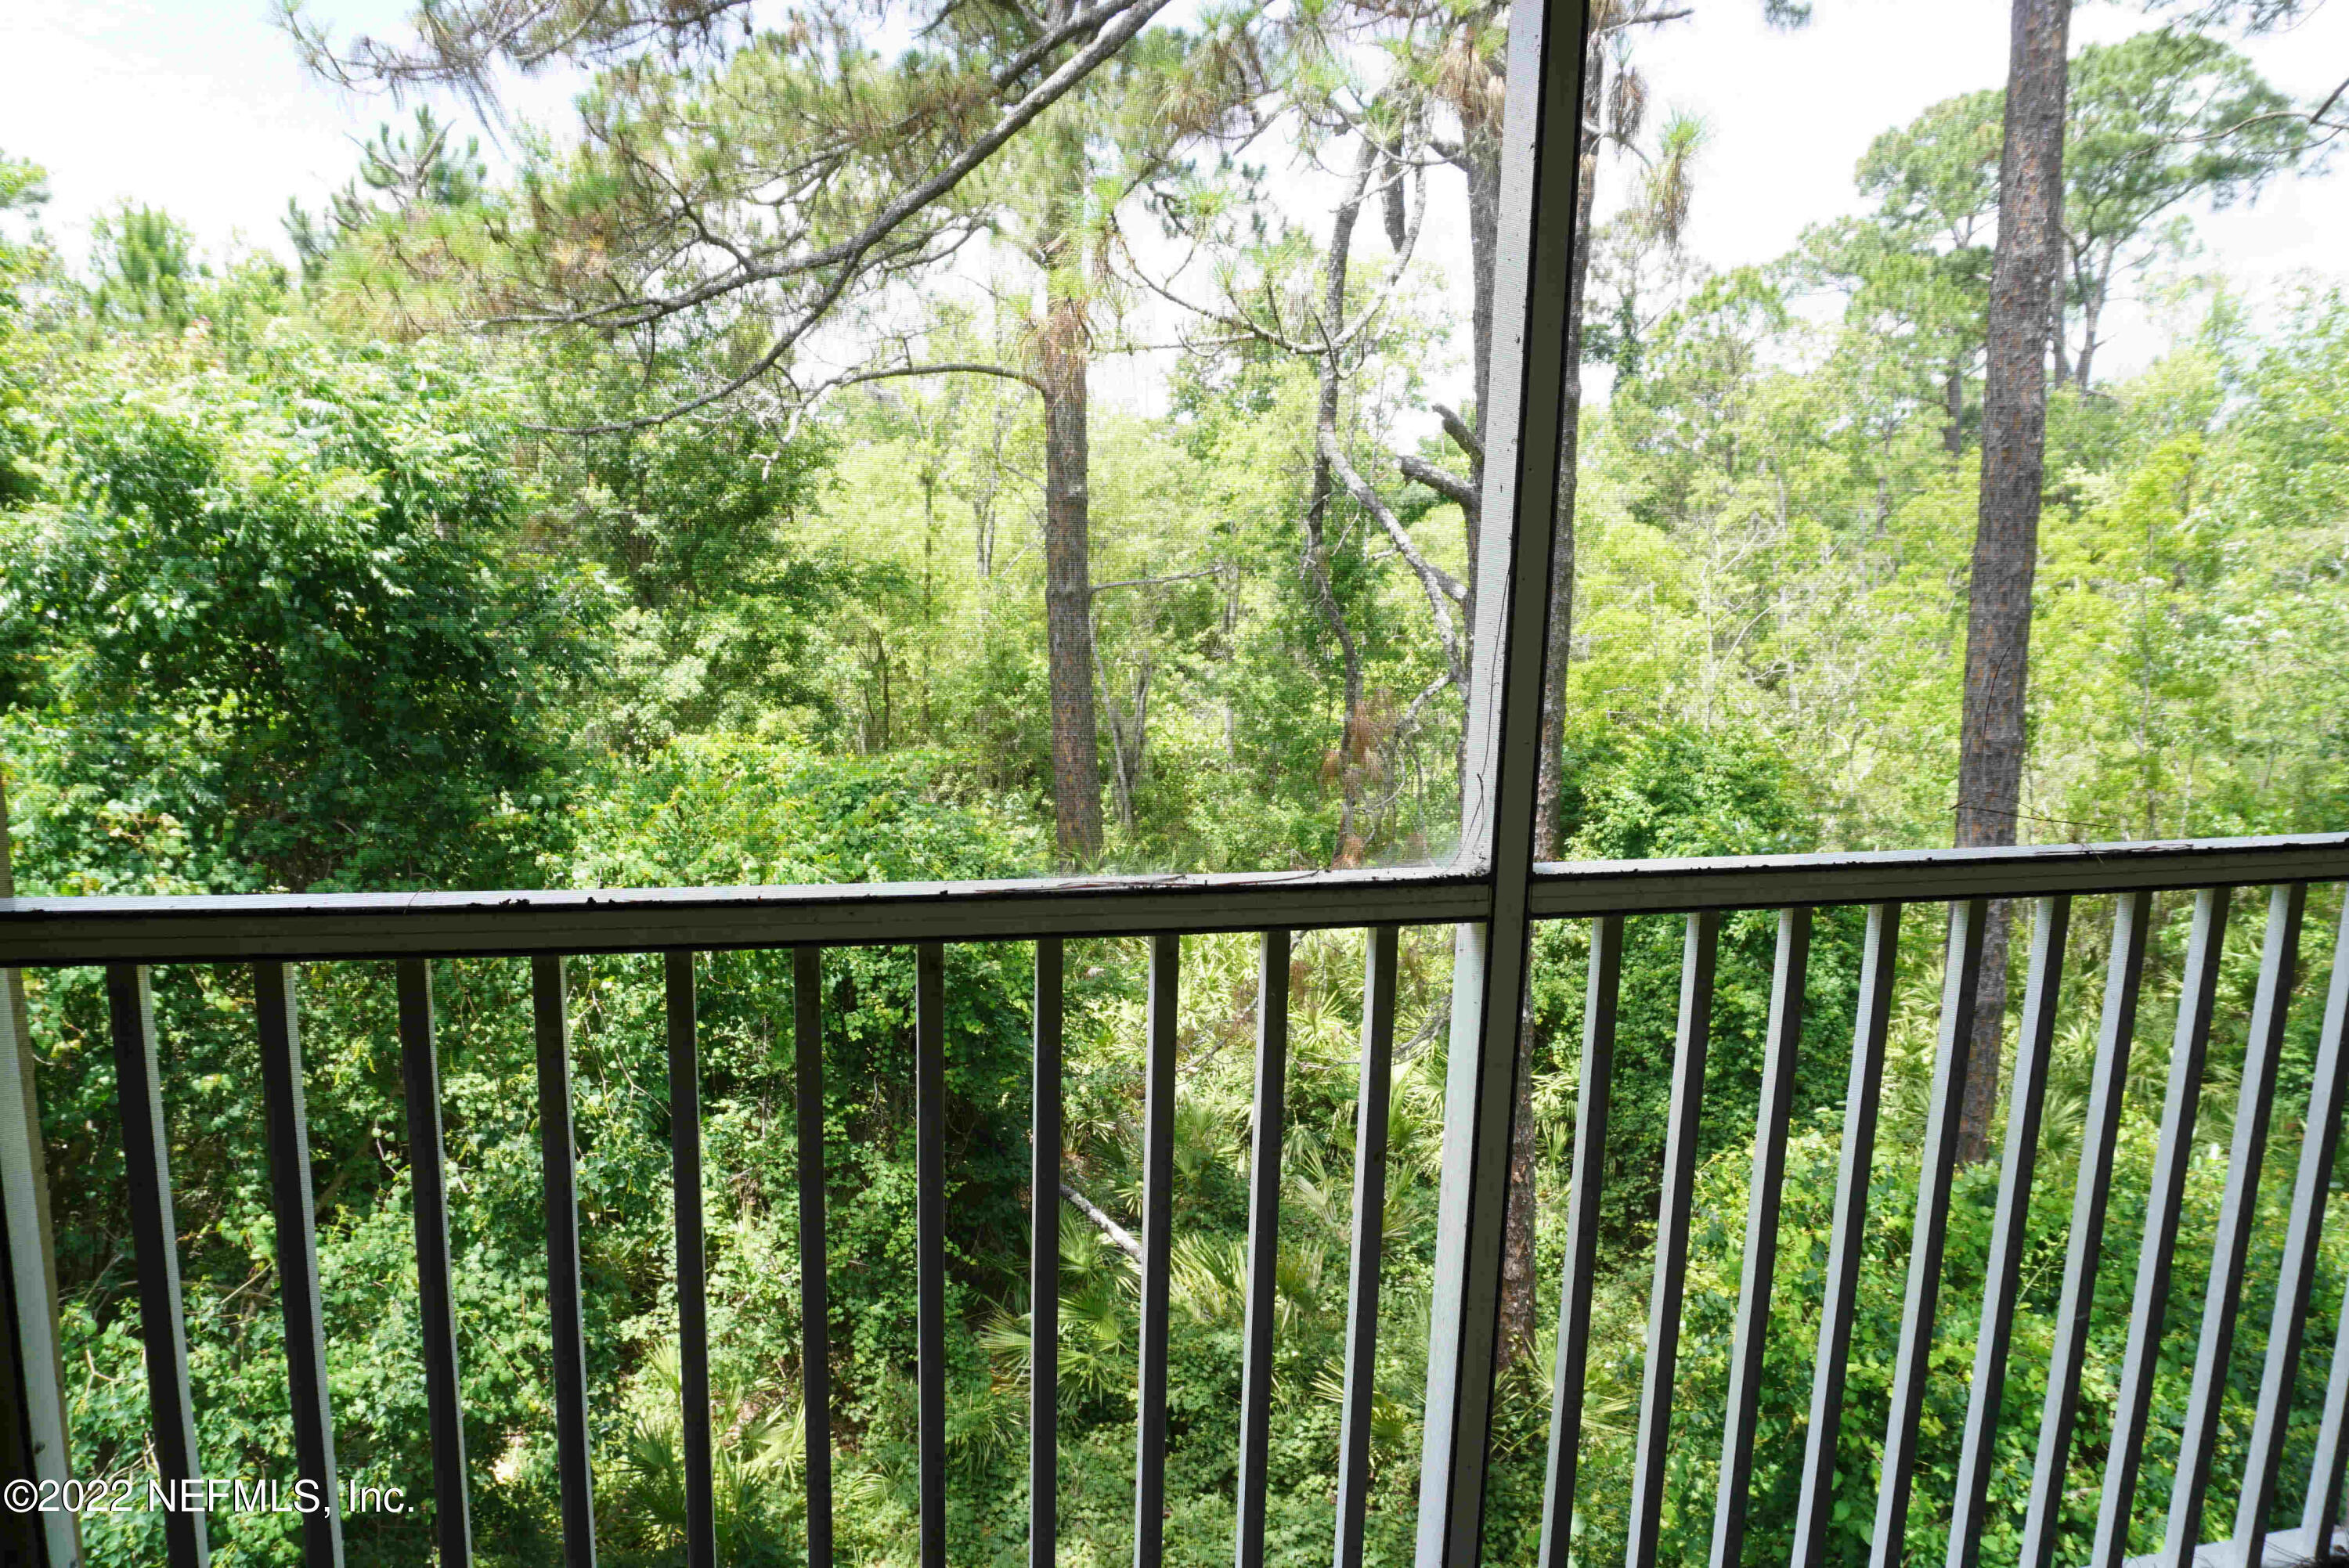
{"left": 5, "top": 834, "right": 2349, "bottom": 1568}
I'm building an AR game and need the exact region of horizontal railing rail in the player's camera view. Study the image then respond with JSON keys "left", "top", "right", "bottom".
{"left": 2, "top": 833, "right": 2345, "bottom": 965}
{"left": 0, "top": 867, "right": 1486, "bottom": 966}
{"left": 1528, "top": 831, "right": 2349, "bottom": 918}
{"left": 5, "top": 832, "right": 2349, "bottom": 1568}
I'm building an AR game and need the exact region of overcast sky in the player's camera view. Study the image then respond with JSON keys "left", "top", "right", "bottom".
{"left": 4, "top": 0, "right": 2343, "bottom": 405}
{"left": 1647, "top": 0, "right": 2349, "bottom": 362}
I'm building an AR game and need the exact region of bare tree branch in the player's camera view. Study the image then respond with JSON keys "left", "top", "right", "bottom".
{"left": 1319, "top": 427, "right": 1467, "bottom": 687}
{"left": 281, "top": 0, "right": 750, "bottom": 92}
{"left": 1060, "top": 1180, "right": 1142, "bottom": 1260}
{"left": 2127, "top": 71, "right": 2349, "bottom": 152}
{"left": 1173, "top": 124, "right": 1431, "bottom": 363}
{"left": 1433, "top": 403, "right": 1482, "bottom": 464}
{"left": 529, "top": 254, "right": 868, "bottom": 434}
{"left": 505, "top": 0, "right": 1184, "bottom": 338}
{"left": 431, "top": 0, "right": 1247, "bottom": 436}
{"left": 1396, "top": 453, "right": 1478, "bottom": 514}
{"left": 835, "top": 360, "right": 1047, "bottom": 397}
{"left": 1594, "top": 6, "right": 1693, "bottom": 37}
{"left": 1092, "top": 568, "right": 1224, "bottom": 596}
{"left": 1396, "top": 669, "right": 1453, "bottom": 737}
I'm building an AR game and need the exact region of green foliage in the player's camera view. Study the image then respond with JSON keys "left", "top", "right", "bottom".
{"left": 1, "top": 330, "right": 598, "bottom": 889}
{"left": 1528, "top": 729, "right": 1867, "bottom": 1251}
{"left": 0, "top": 153, "right": 45, "bottom": 218}
{"left": 88, "top": 205, "right": 205, "bottom": 333}
{"left": 0, "top": 150, "right": 51, "bottom": 514}
{"left": 2066, "top": 31, "right": 2319, "bottom": 256}
{"left": 287, "top": 108, "right": 488, "bottom": 285}
{"left": 527, "top": 345, "right": 853, "bottom": 752}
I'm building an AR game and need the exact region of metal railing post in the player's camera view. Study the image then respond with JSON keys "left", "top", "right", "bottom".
{"left": 2164, "top": 885, "right": 2306, "bottom": 1562}
{"left": 1233, "top": 931, "right": 1290, "bottom": 1568}
{"left": 1949, "top": 896, "right": 2072, "bottom": 1568}
{"left": 0, "top": 769, "right": 75, "bottom": 1568}
{"left": 1413, "top": 0, "right": 1590, "bottom": 1555}
{"left": 916, "top": 943, "right": 947, "bottom": 1568}
{"left": 1132, "top": 935, "right": 1179, "bottom": 1568}
{"left": 532, "top": 957, "right": 597, "bottom": 1568}
{"left": 1535, "top": 916, "right": 1623, "bottom": 1568}
{"left": 794, "top": 948, "right": 834, "bottom": 1568}
{"left": 667, "top": 952, "right": 719, "bottom": 1568}
{"left": 1792, "top": 902, "right": 1903, "bottom": 1568}
{"left": 2019, "top": 892, "right": 2151, "bottom": 1568}
{"left": 1334, "top": 927, "right": 1399, "bottom": 1568}
{"left": 1710, "top": 908, "right": 1813, "bottom": 1568}
{"left": 2238, "top": 896, "right": 2349, "bottom": 1566}
{"left": 396, "top": 959, "right": 472, "bottom": 1568}
{"left": 1869, "top": 899, "right": 1990, "bottom": 1568}
{"left": 2091, "top": 888, "right": 2232, "bottom": 1568}
{"left": 1031, "top": 939, "right": 1063, "bottom": 1568}
{"left": 1625, "top": 911, "right": 1719, "bottom": 1568}
{"left": 108, "top": 964, "right": 208, "bottom": 1568}
{"left": 254, "top": 963, "right": 344, "bottom": 1568}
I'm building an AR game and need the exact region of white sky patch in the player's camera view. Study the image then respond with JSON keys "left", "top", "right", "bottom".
{"left": 2, "top": 0, "right": 2341, "bottom": 408}
{"left": 0, "top": 0, "right": 586, "bottom": 266}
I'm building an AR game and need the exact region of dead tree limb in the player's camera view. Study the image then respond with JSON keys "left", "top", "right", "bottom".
{"left": 1059, "top": 1181, "right": 1143, "bottom": 1260}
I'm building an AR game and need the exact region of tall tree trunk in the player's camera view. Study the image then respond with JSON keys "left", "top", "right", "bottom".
{"left": 1456, "top": 124, "right": 1500, "bottom": 849}
{"left": 1305, "top": 437, "right": 1369, "bottom": 864}
{"left": 1944, "top": 357, "right": 1966, "bottom": 456}
{"left": 1095, "top": 640, "right": 1131, "bottom": 834}
{"left": 1450, "top": 6, "right": 1505, "bottom": 807}
{"left": 1041, "top": 320, "right": 1103, "bottom": 866}
{"left": 1312, "top": 146, "right": 1375, "bottom": 864}
{"left": 1458, "top": 0, "right": 1506, "bottom": 642}
{"left": 1463, "top": 133, "right": 1499, "bottom": 593}
{"left": 922, "top": 471, "right": 937, "bottom": 737}
{"left": 1956, "top": 0, "right": 2069, "bottom": 1165}
{"left": 2074, "top": 248, "right": 2107, "bottom": 389}
{"left": 1039, "top": 147, "right": 1104, "bottom": 867}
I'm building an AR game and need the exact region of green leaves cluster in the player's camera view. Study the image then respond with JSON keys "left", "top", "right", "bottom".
{"left": 2, "top": 330, "right": 597, "bottom": 890}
